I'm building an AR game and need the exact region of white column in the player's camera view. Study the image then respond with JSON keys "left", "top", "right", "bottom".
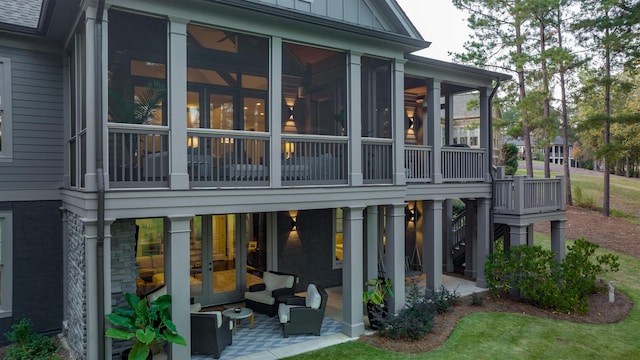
{"left": 270, "top": 37, "right": 283, "bottom": 188}
{"left": 392, "top": 58, "right": 407, "bottom": 185}
{"left": 83, "top": 8, "right": 97, "bottom": 191}
{"left": 166, "top": 215, "right": 193, "bottom": 359}
{"left": 366, "top": 206, "right": 379, "bottom": 282}
{"left": 385, "top": 204, "right": 406, "bottom": 314}
{"left": 423, "top": 200, "right": 443, "bottom": 290}
{"left": 551, "top": 220, "right": 566, "bottom": 262}
{"left": 342, "top": 206, "right": 365, "bottom": 337}
{"left": 168, "top": 18, "right": 190, "bottom": 189}
{"left": 479, "top": 87, "right": 491, "bottom": 182}
{"left": 103, "top": 218, "right": 115, "bottom": 360}
{"left": 476, "top": 198, "right": 491, "bottom": 287}
{"left": 348, "top": 52, "right": 363, "bottom": 186}
{"left": 84, "top": 219, "right": 99, "bottom": 360}
{"left": 426, "top": 79, "right": 442, "bottom": 183}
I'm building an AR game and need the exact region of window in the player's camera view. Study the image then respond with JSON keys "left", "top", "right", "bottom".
{"left": 333, "top": 208, "right": 343, "bottom": 269}
{"left": 361, "top": 56, "right": 391, "bottom": 138}
{"left": 0, "top": 211, "right": 13, "bottom": 317}
{"left": 0, "top": 57, "right": 13, "bottom": 161}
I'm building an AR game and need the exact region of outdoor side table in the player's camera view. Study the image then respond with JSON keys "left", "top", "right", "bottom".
{"left": 222, "top": 307, "right": 254, "bottom": 334}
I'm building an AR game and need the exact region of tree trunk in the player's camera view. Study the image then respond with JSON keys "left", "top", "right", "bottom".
{"left": 516, "top": 15, "right": 533, "bottom": 178}
{"left": 557, "top": 8, "right": 572, "bottom": 205}
{"left": 603, "top": 24, "right": 611, "bottom": 217}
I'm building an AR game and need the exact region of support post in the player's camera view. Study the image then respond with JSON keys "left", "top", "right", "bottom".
{"left": 423, "top": 200, "right": 443, "bottom": 290}
{"left": 166, "top": 215, "right": 193, "bottom": 359}
{"left": 366, "top": 206, "right": 379, "bottom": 283}
{"left": 426, "top": 78, "right": 442, "bottom": 183}
{"left": 168, "top": 18, "right": 189, "bottom": 189}
{"left": 385, "top": 204, "right": 405, "bottom": 314}
{"left": 551, "top": 220, "right": 566, "bottom": 262}
{"left": 343, "top": 206, "right": 365, "bottom": 337}
{"left": 475, "top": 198, "right": 491, "bottom": 287}
{"left": 348, "top": 52, "right": 363, "bottom": 186}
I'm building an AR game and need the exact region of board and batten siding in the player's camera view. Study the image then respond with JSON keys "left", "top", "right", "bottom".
{"left": 255, "top": 0, "right": 389, "bottom": 31}
{"left": 0, "top": 45, "right": 64, "bottom": 197}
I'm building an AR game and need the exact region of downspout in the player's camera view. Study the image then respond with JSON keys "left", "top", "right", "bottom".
{"left": 94, "top": 0, "right": 106, "bottom": 359}
{"left": 488, "top": 78, "right": 500, "bottom": 249}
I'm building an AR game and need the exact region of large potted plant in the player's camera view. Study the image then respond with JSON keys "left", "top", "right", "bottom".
{"left": 362, "top": 278, "right": 394, "bottom": 330}
{"left": 106, "top": 292, "right": 186, "bottom": 360}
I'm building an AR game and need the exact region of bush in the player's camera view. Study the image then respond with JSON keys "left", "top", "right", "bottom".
{"left": 485, "top": 238, "right": 619, "bottom": 313}
{"left": 573, "top": 185, "right": 597, "bottom": 210}
{"left": 4, "top": 319, "right": 60, "bottom": 360}
{"left": 471, "top": 292, "right": 484, "bottom": 306}
{"left": 427, "top": 285, "right": 461, "bottom": 314}
{"left": 501, "top": 143, "right": 519, "bottom": 175}
{"left": 378, "top": 281, "right": 435, "bottom": 340}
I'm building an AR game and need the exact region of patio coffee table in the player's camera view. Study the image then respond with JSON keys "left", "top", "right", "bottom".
{"left": 222, "top": 307, "right": 254, "bottom": 334}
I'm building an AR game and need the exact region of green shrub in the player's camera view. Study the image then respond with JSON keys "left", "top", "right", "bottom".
{"left": 4, "top": 319, "right": 60, "bottom": 360}
{"left": 501, "top": 143, "right": 519, "bottom": 175}
{"left": 573, "top": 185, "right": 597, "bottom": 210}
{"left": 378, "top": 281, "right": 436, "bottom": 340}
{"left": 471, "top": 292, "right": 484, "bottom": 306}
{"left": 484, "top": 238, "right": 619, "bottom": 313}
{"left": 427, "top": 285, "right": 461, "bottom": 314}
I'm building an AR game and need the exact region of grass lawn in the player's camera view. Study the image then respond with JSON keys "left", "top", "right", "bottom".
{"left": 287, "top": 165, "right": 640, "bottom": 359}
{"left": 288, "top": 239, "right": 639, "bottom": 359}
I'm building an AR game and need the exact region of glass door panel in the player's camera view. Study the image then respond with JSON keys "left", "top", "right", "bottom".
{"left": 210, "top": 94, "right": 234, "bottom": 130}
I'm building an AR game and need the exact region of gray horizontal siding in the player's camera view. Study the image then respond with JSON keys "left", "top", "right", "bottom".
{"left": 0, "top": 44, "right": 65, "bottom": 192}
{"left": 254, "top": 0, "right": 392, "bottom": 32}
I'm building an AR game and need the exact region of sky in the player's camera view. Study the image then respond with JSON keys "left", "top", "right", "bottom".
{"left": 396, "top": 0, "right": 472, "bottom": 62}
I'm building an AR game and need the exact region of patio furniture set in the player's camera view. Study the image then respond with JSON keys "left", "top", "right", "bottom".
{"left": 184, "top": 271, "right": 328, "bottom": 359}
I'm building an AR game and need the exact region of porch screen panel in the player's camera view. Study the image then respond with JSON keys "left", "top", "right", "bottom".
{"left": 361, "top": 56, "right": 391, "bottom": 139}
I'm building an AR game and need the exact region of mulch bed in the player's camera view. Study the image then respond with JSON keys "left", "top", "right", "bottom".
{"left": 359, "top": 287, "right": 633, "bottom": 354}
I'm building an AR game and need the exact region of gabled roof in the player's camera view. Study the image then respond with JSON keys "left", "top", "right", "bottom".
{"left": 0, "top": 0, "right": 82, "bottom": 46}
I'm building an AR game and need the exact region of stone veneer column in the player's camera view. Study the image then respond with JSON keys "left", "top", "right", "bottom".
{"left": 66, "top": 212, "right": 87, "bottom": 359}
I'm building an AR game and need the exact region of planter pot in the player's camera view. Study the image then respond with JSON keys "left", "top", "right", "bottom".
{"left": 366, "top": 301, "right": 388, "bottom": 330}
{"left": 121, "top": 348, "right": 153, "bottom": 360}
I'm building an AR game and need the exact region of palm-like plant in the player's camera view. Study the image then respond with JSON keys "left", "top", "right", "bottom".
{"left": 108, "top": 80, "right": 167, "bottom": 124}
{"left": 362, "top": 278, "right": 394, "bottom": 305}
{"left": 106, "top": 292, "right": 186, "bottom": 360}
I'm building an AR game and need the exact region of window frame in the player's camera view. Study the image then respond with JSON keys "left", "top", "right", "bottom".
{"left": 332, "top": 208, "right": 343, "bottom": 269}
{"left": 0, "top": 211, "right": 13, "bottom": 318}
{"left": 0, "top": 57, "right": 13, "bottom": 161}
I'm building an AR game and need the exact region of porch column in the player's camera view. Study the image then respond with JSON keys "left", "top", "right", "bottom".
{"left": 366, "top": 206, "right": 379, "bottom": 282}
{"left": 83, "top": 8, "right": 98, "bottom": 191}
{"left": 426, "top": 79, "right": 442, "bottom": 183}
{"left": 392, "top": 58, "right": 407, "bottom": 185}
{"left": 476, "top": 198, "right": 491, "bottom": 287}
{"left": 442, "top": 199, "right": 453, "bottom": 272}
{"left": 527, "top": 224, "right": 534, "bottom": 246}
{"left": 509, "top": 225, "right": 528, "bottom": 247}
{"left": 423, "top": 200, "right": 443, "bottom": 290}
{"left": 464, "top": 200, "right": 477, "bottom": 279}
{"left": 385, "top": 204, "right": 406, "bottom": 315}
{"left": 551, "top": 220, "right": 567, "bottom": 262}
{"left": 168, "top": 17, "right": 189, "bottom": 190}
{"left": 270, "top": 37, "right": 283, "bottom": 188}
{"left": 84, "top": 219, "right": 99, "bottom": 360}
{"left": 166, "top": 215, "right": 193, "bottom": 358}
{"left": 348, "top": 52, "right": 363, "bottom": 186}
{"left": 103, "top": 218, "right": 115, "bottom": 360}
{"left": 343, "top": 206, "right": 365, "bottom": 337}
{"left": 479, "top": 87, "right": 491, "bottom": 182}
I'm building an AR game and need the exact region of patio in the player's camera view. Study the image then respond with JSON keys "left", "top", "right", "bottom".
{"left": 191, "top": 275, "right": 485, "bottom": 359}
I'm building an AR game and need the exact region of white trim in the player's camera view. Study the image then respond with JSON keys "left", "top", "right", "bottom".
{"left": 0, "top": 211, "right": 13, "bottom": 318}
{"left": 0, "top": 57, "right": 13, "bottom": 161}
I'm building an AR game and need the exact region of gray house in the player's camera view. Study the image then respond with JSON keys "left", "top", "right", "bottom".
{"left": 0, "top": 0, "right": 566, "bottom": 359}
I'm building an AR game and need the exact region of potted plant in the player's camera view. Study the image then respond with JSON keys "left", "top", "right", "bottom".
{"left": 106, "top": 292, "right": 186, "bottom": 360}
{"left": 362, "top": 277, "right": 394, "bottom": 330}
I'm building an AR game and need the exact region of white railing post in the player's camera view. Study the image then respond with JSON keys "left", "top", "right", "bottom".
{"left": 514, "top": 176, "right": 525, "bottom": 215}
{"left": 556, "top": 176, "right": 565, "bottom": 210}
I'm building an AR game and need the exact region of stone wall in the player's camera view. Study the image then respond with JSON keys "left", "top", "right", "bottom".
{"left": 109, "top": 219, "right": 138, "bottom": 357}
{"left": 66, "top": 211, "right": 86, "bottom": 359}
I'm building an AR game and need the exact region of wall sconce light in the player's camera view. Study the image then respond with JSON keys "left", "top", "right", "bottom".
{"left": 284, "top": 141, "right": 295, "bottom": 159}
{"left": 187, "top": 136, "right": 199, "bottom": 148}
{"left": 288, "top": 210, "right": 298, "bottom": 231}
{"left": 283, "top": 118, "right": 297, "bottom": 134}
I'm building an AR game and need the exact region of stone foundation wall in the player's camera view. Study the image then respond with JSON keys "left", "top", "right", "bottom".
{"left": 66, "top": 212, "right": 87, "bottom": 359}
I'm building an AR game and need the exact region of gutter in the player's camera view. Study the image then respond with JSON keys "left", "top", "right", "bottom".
{"left": 94, "top": 0, "right": 106, "bottom": 359}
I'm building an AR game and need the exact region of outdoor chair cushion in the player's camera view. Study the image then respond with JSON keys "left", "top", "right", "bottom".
{"left": 305, "top": 284, "right": 322, "bottom": 309}
{"left": 244, "top": 289, "right": 275, "bottom": 305}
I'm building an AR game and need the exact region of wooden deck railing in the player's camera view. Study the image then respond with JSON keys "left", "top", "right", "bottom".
{"left": 362, "top": 138, "right": 393, "bottom": 184}
{"left": 280, "top": 135, "right": 348, "bottom": 185}
{"left": 494, "top": 176, "right": 565, "bottom": 215}
{"left": 108, "top": 123, "right": 170, "bottom": 188}
{"left": 441, "top": 147, "right": 485, "bottom": 182}
{"left": 405, "top": 145, "right": 432, "bottom": 183}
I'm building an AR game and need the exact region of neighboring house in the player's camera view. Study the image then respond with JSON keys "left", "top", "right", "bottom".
{"left": 550, "top": 135, "right": 575, "bottom": 166}
{"left": 0, "top": 1, "right": 566, "bottom": 359}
